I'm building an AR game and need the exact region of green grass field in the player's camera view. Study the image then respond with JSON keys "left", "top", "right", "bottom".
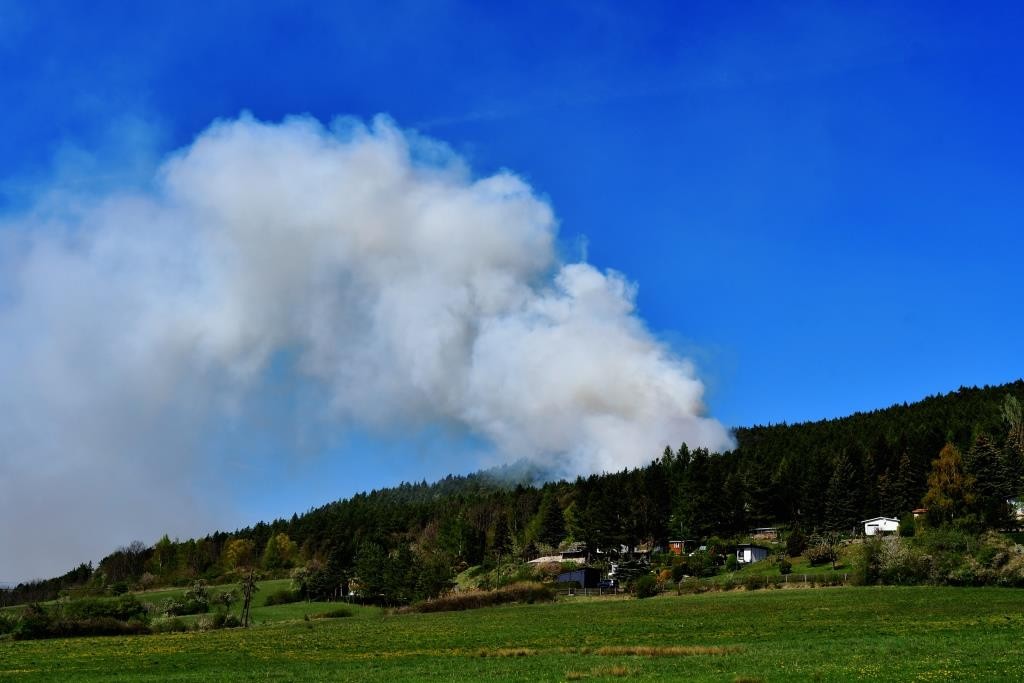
{"left": 3, "top": 586, "right": 1023, "bottom": 681}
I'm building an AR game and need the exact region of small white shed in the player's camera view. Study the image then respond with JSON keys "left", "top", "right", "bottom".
{"left": 736, "top": 544, "right": 770, "bottom": 565}
{"left": 862, "top": 516, "right": 900, "bottom": 536}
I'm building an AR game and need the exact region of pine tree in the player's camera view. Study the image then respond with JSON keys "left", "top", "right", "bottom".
{"left": 964, "top": 434, "right": 1011, "bottom": 529}
{"left": 1002, "top": 395, "right": 1024, "bottom": 495}
{"left": 536, "top": 493, "right": 565, "bottom": 547}
{"left": 491, "top": 513, "right": 511, "bottom": 560}
{"left": 892, "top": 452, "right": 919, "bottom": 515}
{"left": 824, "top": 453, "right": 860, "bottom": 532}
{"left": 1004, "top": 395, "right": 1024, "bottom": 458}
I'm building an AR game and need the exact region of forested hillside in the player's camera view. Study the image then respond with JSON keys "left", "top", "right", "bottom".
{"left": 5, "top": 380, "right": 1023, "bottom": 606}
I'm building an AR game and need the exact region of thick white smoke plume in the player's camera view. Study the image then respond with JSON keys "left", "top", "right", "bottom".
{"left": 0, "top": 114, "right": 731, "bottom": 579}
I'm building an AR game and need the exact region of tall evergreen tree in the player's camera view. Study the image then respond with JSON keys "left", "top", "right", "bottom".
{"left": 491, "top": 513, "right": 512, "bottom": 561}
{"left": 964, "top": 433, "right": 1011, "bottom": 528}
{"left": 890, "top": 452, "right": 920, "bottom": 515}
{"left": 1002, "top": 395, "right": 1024, "bottom": 496}
{"left": 824, "top": 452, "right": 860, "bottom": 532}
{"left": 536, "top": 492, "right": 565, "bottom": 547}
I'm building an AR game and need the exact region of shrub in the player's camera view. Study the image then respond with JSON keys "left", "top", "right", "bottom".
{"left": 59, "top": 595, "right": 147, "bottom": 622}
{"left": 851, "top": 539, "right": 881, "bottom": 586}
{"left": 686, "top": 552, "right": 717, "bottom": 578}
{"left": 161, "top": 598, "right": 209, "bottom": 616}
{"left": 724, "top": 554, "right": 738, "bottom": 572}
{"left": 183, "top": 581, "right": 210, "bottom": 602}
{"left": 705, "top": 536, "right": 729, "bottom": 555}
{"left": 13, "top": 608, "right": 150, "bottom": 640}
{"left": 743, "top": 575, "right": 763, "bottom": 591}
{"left": 670, "top": 563, "right": 687, "bottom": 582}
{"left": 877, "top": 537, "right": 930, "bottom": 585}
{"left": 195, "top": 612, "right": 238, "bottom": 631}
{"left": 779, "top": 559, "right": 792, "bottom": 575}
{"left": 634, "top": 575, "right": 659, "bottom": 599}
{"left": 151, "top": 617, "right": 188, "bottom": 633}
{"left": 13, "top": 604, "right": 53, "bottom": 639}
{"left": 264, "top": 588, "right": 301, "bottom": 606}
{"left": 995, "top": 553, "right": 1024, "bottom": 587}
{"left": 916, "top": 527, "right": 974, "bottom": 554}
{"left": 495, "top": 565, "right": 539, "bottom": 588}
{"left": 899, "top": 513, "right": 917, "bottom": 537}
{"left": 535, "top": 562, "right": 563, "bottom": 581}
{"left": 0, "top": 611, "right": 17, "bottom": 635}
{"left": 720, "top": 577, "right": 736, "bottom": 592}
{"left": 407, "top": 582, "right": 554, "bottom": 613}
{"left": 214, "top": 590, "right": 237, "bottom": 609}
{"left": 786, "top": 529, "right": 807, "bottom": 557}
{"left": 806, "top": 544, "right": 836, "bottom": 567}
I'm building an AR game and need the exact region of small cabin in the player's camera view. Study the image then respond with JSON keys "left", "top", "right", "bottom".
{"left": 749, "top": 527, "right": 781, "bottom": 541}
{"left": 560, "top": 542, "right": 588, "bottom": 562}
{"left": 668, "top": 539, "right": 698, "bottom": 556}
{"left": 735, "top": 544, "right": 770, "bottom": 565}
{"left": 862, "top": 516, "right": 900, "bottom": 536}
{"left": 556, "top": 567, "right": 602, "bottom": 588}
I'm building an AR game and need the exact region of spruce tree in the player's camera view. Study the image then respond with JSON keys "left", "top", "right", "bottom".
{"left": 892, "top": 452, "right": 919, "bottom": 515}
{"left": 964, "top": 433, "right": 1011, "bottom": 529}
{"left": 824, "top": 453, "right": 859, "bottom": 532}
{"left": 536, "top": 493, "right": 565, "bottom": 547}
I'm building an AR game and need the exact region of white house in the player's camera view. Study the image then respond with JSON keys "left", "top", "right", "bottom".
{"left": 862, "top": 516, "right": 900, "bottom": 536}
{"left": 736, "top": 544, "right": 770, "bottom": 565}
{"left": 1007, "top": 498, "right": 1024, "bottom": 522}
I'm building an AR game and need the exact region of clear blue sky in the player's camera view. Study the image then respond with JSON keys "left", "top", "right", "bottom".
{"left": 1, "top": 1, "right": 1022, "bottom": 529}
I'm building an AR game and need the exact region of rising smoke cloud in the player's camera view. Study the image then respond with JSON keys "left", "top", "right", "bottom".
{"left": 0, "top": 114, "right": 732, "bottom": 580}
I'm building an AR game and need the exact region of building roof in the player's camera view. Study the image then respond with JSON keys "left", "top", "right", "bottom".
{"left": 861, "top": 517, "right": 900, "bottom": 523}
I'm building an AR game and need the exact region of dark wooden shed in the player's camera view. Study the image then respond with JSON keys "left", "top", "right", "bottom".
{"left": 556, "top": 567, "right": 602, "bottom": 588}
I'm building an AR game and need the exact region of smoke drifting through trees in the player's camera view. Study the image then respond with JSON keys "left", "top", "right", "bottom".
{"left": 0, "top": 114, "right": 730, "bottom": 580}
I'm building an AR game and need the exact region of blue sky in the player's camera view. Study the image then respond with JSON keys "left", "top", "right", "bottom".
{"left": 1, "top": 1, "right": 1023, "bottom": 548}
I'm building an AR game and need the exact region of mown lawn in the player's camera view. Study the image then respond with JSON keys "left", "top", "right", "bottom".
{"left": 2, "top": 586, "right": 1023, "bottom": 681}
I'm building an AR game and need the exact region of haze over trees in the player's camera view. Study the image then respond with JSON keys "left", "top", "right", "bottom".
{"left": 3, "top": 380, "right": 1023, "bottom": 607}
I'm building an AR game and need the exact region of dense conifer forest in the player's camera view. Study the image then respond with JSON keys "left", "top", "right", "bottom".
{"left": 5, "top": 379, "right": 1023, "bottom": 607}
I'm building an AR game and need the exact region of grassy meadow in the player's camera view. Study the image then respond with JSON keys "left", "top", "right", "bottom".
{"left": 3, "top": 585, "right": 1024, "bottom": 681}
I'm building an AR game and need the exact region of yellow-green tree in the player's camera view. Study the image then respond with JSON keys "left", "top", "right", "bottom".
{"left": 223, "top": 538, "right": 257, "bottom": 570}
{"left": 152, "top": 534, "right": 177, "bottom": 575}
{"left": 922, "top": 444, "right": 976, "bottom": 525}
{"left": 262, "top": 533, "right": 297, "bottom": 569}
